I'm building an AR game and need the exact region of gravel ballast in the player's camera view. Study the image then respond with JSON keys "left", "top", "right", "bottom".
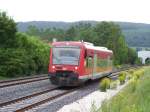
{"left": 26, "top": 82, "right": 99, "bottom": 112}
{"left": 0, "top": 90, "right": 66, "bottom": 112}
{"left": 57, "top": 82, "right": 128, "bottom": 112}
{"left": 0, "top": 79, "right": 56, "bottom": 104}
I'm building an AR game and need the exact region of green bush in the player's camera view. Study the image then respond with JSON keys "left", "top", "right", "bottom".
{"left": 116, "top": 65, "right": 122, "bottom": 69}
{"left": 99, "top": 67, "right": 150, "bottom": 112}
{"left": 126, "top": 69, "right": 144, "bottom": 81}
{"left": 0, "top": 33, "right": 50, "bottom": 78}
{"left": 126, "top": 73, "right": 132, "bottom": 80}
{"left": 110, "top": 81, "right": 118, "bottom": 89}
{"left": 133, "top": 72, "right": 140, "bottom": 79}
{"left": 99, "top": 78, "right": 111, "bottom": 92}
{"left": 128, "top": 69, "right": 135, "bottom": 74}
{"left": 133, "top": 69, "right": 144, "bottom": 79}
{"left": 118, "top": 72, "right": 126, "bottom": 85}
{"left": 0, "top": 48, "right": 35, "bottom": 77}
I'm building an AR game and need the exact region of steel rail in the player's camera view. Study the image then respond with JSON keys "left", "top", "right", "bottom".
{"left": 0, "top": 75, "right": 47, "bottom": 84}
{"left": 0, "top": 77, "right": 48, "bottom": 88}
{"left": 0, "top": 87, "right": 59, "bottom": 107}
{"left": 15, "top": 88, "right": 76, "bottom": 112}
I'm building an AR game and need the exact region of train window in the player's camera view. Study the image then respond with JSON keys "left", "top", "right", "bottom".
{"left": 97, "top": 57, "right": 108, "bottom": 67}
{"left": 52, "top": 47, "right": 80, "bottom": 65}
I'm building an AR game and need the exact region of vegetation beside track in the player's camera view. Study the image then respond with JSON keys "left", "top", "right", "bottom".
{"left": 0, "top": 11, "right": 50, "bottom": 78}
{"left": 98, "top": 66, "right": 150, "bottom": 112}
{"left": 0, "top": 76, "right": 8, "bottom": 80}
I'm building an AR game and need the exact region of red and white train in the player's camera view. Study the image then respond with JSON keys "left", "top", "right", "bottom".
{"left": 48, "top": 41, "right": 113, "bottom": 86}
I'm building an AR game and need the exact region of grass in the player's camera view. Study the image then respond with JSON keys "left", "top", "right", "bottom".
{"left": 97, "top": 66, "right": 150, "bottom": 112}
{"left": 0, "top": 76, "right": 9, "bottom": 80}
{"left": 0, "top": 74, "right": 41, "bottom": 81}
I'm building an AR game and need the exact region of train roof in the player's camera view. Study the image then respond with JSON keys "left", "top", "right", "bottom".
{"left": 52, "top": 41, "right": 113, "bottom": 53}
{"left": 85, "top": 44, "right": 113, "bottom": 53}
{"left": 52, "top": 41, "right": 83, "bottom": 46}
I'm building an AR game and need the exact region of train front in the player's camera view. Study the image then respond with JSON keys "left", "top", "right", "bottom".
{"left": 48, "top": 42, "right": 84, "bottom": 86}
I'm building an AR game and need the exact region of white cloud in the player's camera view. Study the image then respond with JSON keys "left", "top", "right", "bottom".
{"left": 0, "top": 0, "right": 150, "bottom": 23}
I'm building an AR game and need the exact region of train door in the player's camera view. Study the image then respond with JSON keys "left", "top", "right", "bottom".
{"left": 92, "top": 52, "right": 97, "bottom": 79}
{"left": 84, "top": 50, "right": 93, "bottom": 79}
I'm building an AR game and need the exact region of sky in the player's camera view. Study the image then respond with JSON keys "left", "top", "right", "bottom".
{"left": 0, "top": 0, "right": 150, "bottom": 23}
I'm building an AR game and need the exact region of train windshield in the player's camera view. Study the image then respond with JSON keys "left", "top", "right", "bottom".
{"left": 52, "top": 47, "right": 80, "bottom": 65}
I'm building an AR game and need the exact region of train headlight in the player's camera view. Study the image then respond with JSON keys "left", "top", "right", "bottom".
{"left": 52, "top": 66, "right": 55, "bottom": 69}
{"left": 75, "top": 66, "right": 78, "bottom": 70}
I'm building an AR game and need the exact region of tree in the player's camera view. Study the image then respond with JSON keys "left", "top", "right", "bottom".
{"left": 26, "top": 25, "right": 40, "bottom": 36}
{"left": 65, "top": 26, "right": 77, "bottom": 41}
{"left": 74, "top": 23, "right": 96, "bottom": 42}
{"left": 93, "top": 22, "right": 128, "bottom": 65}
{"left": 116, "top": 36, "right": 128, "bottom": 64}
{"left": 127, "top": 48, "right": 138, "bottom": 64}
{"left": 0, "top": 11, "right": 17, "bottom": 47}
{"left": 0, "top": 33, "right": 50, "bottom": 77}
{"left": 26, "top": 26, "right": 66, "bottom": 41}
{"left": 0, "top": 12, "right": 50, "bottom": 78}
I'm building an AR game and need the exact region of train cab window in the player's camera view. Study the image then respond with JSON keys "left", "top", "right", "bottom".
{"left": 52, "top": 47, "right": 80, "bottom": 65}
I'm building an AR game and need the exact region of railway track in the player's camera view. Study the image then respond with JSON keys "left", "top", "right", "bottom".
{"left": 108, "top": 66, "right": 140, "bottom": 79}
{"left": 0, "top": 75, "right": 47, "bottom": 84}
{"left": 15, "top": 88, "right": 76, "bottom": 112}
{"left": 0, "top": 86, "right": 77, "bottom": 112}
{"left": 0, "top": 87, "right": 59, "bottom": 107}
{"left": 0, "top": 75, "right": 48, "bottom": 88}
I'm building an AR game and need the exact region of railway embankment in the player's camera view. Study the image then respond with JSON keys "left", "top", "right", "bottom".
{"left": 57, "top": 66, "right": 150, "bottom": 112}
{"left": 99, "top": 66, "right": 150, "bottom": 112}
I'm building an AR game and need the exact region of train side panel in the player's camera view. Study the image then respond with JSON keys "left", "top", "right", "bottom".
{"left": 92, "top": 50, "right": 113, "bottom": 79}
{"left": 82, "top": 47, "right": 113, "bottom": 80}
